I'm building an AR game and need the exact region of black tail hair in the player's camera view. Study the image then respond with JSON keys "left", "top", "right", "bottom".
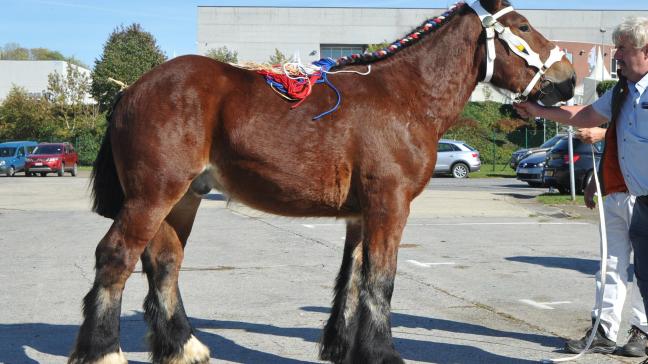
{"left": 91, "top": 92, "right": 125, "bottom": 219}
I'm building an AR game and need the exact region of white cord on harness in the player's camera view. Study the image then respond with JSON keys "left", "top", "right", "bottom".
{"left": 542, "top": 145, "right": 608, "bottom": 363}
{"left": 325, "top": 65, "right": 372, "bottom": 75}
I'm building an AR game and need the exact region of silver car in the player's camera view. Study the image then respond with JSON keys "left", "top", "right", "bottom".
{"left": 434, "top": 139, "right": 481, "bottom": 178}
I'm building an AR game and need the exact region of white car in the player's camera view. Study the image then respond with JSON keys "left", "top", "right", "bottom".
{"left": 434, "top": 139, "right": 481, "bottom": 178}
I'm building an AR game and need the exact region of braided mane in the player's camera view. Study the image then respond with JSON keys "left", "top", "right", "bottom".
{"left": 335, "top": 2, "right": 467, "bottom": 67}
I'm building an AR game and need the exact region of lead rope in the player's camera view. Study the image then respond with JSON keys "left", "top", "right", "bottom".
{"left": 542, "top": 145, "right": 608, "bottom": 363}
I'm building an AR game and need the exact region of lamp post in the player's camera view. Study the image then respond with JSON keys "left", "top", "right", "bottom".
{"left": 600, "top": 28, "right": 607, "bottom": 81}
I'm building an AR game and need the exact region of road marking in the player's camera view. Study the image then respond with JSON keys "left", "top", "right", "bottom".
{"left": 519, "top": 299, "right": 571, "bottom": 310}
{"left": 407, "top": 260, "right": 456, "bottom": 268}
{"left": 302, "top": 224, "right": 315, "bottom": 229}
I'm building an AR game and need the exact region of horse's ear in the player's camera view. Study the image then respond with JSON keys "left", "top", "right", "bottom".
{"left": 479, "top": 0, "right": 507, "bottom": 13}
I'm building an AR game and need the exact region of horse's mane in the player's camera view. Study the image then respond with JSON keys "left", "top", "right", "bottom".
{"left": 334, "top": 0, "right": 513, "bottom": 68}
{"left": 334, "top": 2, "right": 467, "bottom": 68}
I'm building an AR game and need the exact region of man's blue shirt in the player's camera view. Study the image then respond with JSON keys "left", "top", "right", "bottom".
{"left": 593, "top": 73, "right": 648, "bottom": 197}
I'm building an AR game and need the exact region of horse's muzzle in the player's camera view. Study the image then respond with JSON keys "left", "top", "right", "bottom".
{"left": 538, "top": 71, "right": 576, "bottom": 106}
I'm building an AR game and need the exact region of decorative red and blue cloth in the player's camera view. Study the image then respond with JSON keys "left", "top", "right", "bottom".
{"left": 258, "top": 58, "right": 339, "bottom": 120}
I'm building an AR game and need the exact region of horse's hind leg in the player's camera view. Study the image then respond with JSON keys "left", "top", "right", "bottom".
{"left": 69, "top": 198, "right": 179, "bottom": 364}
{"left": 141, "top": 192, "right": 209, "bottom": 363}
{"left": 320, "top": 219, "right": 363, "bottom": 363}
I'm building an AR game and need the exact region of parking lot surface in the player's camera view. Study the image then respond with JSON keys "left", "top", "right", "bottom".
{"left": 0, "top": 173, "right": 636, "bottom": 363}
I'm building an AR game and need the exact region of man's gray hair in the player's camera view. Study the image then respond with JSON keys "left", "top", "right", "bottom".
{"left": 613, "top": 17, "right": 648, "bottom": 48}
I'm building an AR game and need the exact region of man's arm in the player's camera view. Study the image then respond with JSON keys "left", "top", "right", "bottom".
{"left": 513, "top": 102, "right": 608, "bottom": 128}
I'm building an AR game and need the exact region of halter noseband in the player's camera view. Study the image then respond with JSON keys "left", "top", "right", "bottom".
{"left": 468, "top": 0, "right": 565, "bottom": 102}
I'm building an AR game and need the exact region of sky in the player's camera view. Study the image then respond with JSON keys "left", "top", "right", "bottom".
{"left": 1, "top": 0, "right": 647, "bottom": 69}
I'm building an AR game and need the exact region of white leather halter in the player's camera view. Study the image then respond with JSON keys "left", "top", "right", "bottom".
{"left": 468, "top": 1, "right": 565, "bottom": 101}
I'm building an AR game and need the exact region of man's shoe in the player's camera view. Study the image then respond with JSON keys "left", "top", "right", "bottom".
{"left": 564, "top": 325, "right": 616, "bottom": 354}
{"left": 617, "top": 326, "right": 648, "bottom": 357}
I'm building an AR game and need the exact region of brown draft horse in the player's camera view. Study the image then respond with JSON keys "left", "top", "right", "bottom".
{"left": 69, "top": 0, "right": 575, "bottom": 363}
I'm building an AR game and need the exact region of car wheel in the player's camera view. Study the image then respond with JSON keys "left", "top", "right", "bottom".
{"left": 451, "top": 163, "right": 469, "bottom": 178}
{"left": 71, "top": 163, "right": 77, "bottom": 177}
{"left": 6, "top": 166, "right": 14, "bottom": 177}
{"left": 40, "top": 172, "right": 47, "bottom": 177}
{"left": 25, "top": 171, "right": 31, "bottom": 177}
{"left": 58, "top": 163, "right": 65, "bottom": 177}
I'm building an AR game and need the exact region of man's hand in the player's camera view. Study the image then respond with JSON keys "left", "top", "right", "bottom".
{"left": 583, "top": 177, "right": 597, "bottom": 209}
{"left": 576, "top": 127, "right": 606, "bottom": 144}
{"left": 513, "top": 101, "right": 543, "bottom": 119}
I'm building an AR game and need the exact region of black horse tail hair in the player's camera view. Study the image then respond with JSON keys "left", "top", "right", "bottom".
{"left": 91, "top": 91, "right": 125, "bottom": 219}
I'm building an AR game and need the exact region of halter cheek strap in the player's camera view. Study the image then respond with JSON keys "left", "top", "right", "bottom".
{"left": 468, "top": 0, "right": 565, "bottom": 100}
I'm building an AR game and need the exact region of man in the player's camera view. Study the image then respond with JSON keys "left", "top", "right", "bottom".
{"left": 515, "top": 17, "right": 648, "bottom": 358}
{"left": 560, "top": 127, "right": 648, "bottom": 357}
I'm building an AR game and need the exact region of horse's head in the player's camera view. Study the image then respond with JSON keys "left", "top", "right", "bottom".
{"left": 470, "top": 0, "right": 576, "bottom": 105}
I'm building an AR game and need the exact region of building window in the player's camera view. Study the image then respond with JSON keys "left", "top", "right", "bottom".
{"left": 611, "top": 58, "right": 618, "bottom": 79}
{"left": 563, "top": 49, "right": 573, "bottom": 64}
{"left": 320, "top": 44, "right": 365, "bottom": 59}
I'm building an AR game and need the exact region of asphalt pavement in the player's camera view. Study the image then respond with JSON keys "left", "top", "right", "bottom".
{"left": 0, "top": 172, "right": 638, "bottom": 363}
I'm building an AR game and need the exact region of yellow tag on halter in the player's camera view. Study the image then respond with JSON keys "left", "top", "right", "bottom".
{"left": 516, "top": 45, "right": 526, "bottom": 52}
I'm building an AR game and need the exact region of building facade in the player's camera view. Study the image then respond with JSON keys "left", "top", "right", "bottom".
{"left": 0, "top": 60, "right": 93, "bottom": 103}
{"left": 197, "top": 6, "right": 648, "bottom": 103}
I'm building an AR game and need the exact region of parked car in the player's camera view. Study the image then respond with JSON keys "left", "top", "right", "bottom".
{"left": 25, "top": 142, "right": 78, "bottom": 177}
{"left": 509, "top": 134, "right": 566, "bottom": 170}
{"left": 434, "top": 139, "right": 481, "bottom": 178}
{"left": 516, "top": 152, "right": 548, "bottom": 187}
{"left": 0, "top": 141, "right": 38, "bottom": 176}
{"left": 543, "top": 137, "right": 603, "bottom": 194}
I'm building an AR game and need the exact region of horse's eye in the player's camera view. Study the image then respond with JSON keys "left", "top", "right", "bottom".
{"left": 519, "top": 24, "right": 530, "bottom": 32}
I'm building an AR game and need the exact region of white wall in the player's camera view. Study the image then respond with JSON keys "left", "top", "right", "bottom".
{"left": 0, "top": 60, "right": 94, "bottom": 103}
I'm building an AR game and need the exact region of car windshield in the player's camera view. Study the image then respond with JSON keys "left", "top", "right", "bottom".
{"left": 552, "top": 138, "right": 604, "bottom": 153}
{"left": 33, "top": 145, "right": 63, "bottom": 154}
{"left": 0, "top": 147, "right": 16, "bottom": 157}
{"left": 540, "top": 135, "right": 564, "bottom": 148}
{"left": 462, "top": 143, "right": 476, "bottom": 151}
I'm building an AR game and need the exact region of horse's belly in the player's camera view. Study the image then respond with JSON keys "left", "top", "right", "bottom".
{"left": 207, "top": 161, "right": 356, "bottom": 217}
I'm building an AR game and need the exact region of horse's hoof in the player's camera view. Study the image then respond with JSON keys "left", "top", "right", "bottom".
{"left": 164, "top": 335, "right": 210, "bottom": 364}
{"left": 68, "top": 348, "right": 127, "bottom": 364}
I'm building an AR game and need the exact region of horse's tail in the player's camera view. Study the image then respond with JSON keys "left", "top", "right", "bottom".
{"left": 91, "top": 92, "right": 125, "bottom": 219}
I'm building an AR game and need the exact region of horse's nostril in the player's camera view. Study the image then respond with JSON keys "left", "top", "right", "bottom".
{"left": 571, "top": 72, "right": 576, "bottom": 86}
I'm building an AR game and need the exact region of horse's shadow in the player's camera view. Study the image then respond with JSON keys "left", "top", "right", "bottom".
{"left": 1, "top": 309, "right": 559, "bottom": 363}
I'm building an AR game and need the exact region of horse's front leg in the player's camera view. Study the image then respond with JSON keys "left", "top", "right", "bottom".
{"left": 320, "top": 218, "right": 363, "bottom": 363}
{"left": 351, "top": 187, "right": 409, "bottom": 364}
{"left": 141, "top": 192, "right": 210, "bottom": 364}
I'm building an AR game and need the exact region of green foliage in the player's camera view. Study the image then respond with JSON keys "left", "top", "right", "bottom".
{"left": 366, "top": 42, "right": 390, "bottom": 52}
{"left": 1, "top": 43, "right": 29, "bottom": 60}
{"left": 0, "top": 86, "right": 55, "bottom": 140}
{"left": 597, "top": 80, "right": 618, "bottom": 97}
{"left": 91, "top": 23, "right": 167, "bottom": 111}
{"left": 0, "top": 75, "right": 105, "bottom": 165}
{"left": 444, "top": 101, "right": 531, "bottom": 164}
{"left": 268, "top": 48, "right": 288, "bottom": 64}
{"left": 205, "top": 46, "right": 238, "bottom": 63}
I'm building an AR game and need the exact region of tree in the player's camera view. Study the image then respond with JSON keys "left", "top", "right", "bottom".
{"left": 47, "top": 63, "right": 94, "bottom": 132}
{"left": 30, "top": 47, "right": 65, "bottom": 61}
{"left": 91, "top": 23, "right": 167, "bottom": 111}
{"left": 1, "top": 43, "right": 29, "bottom": 60}
{"left": 268, "top": 48, "right": 289, "bottom": 65}
{"left": 205, "top": 46, "right": 238, "bottom": 63}
{"left": 366, "top": 41, "right": 390, "bottom": 52}
{"left": 597, "top": 80, "right": 618, "bottom": 97}
{"left": 0, "top": 86, "right": 54, "bottom": 141}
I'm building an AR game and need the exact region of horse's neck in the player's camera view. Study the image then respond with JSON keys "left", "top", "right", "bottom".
{"left": 378, "top": 11, "right": 483, "bottom": 135}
